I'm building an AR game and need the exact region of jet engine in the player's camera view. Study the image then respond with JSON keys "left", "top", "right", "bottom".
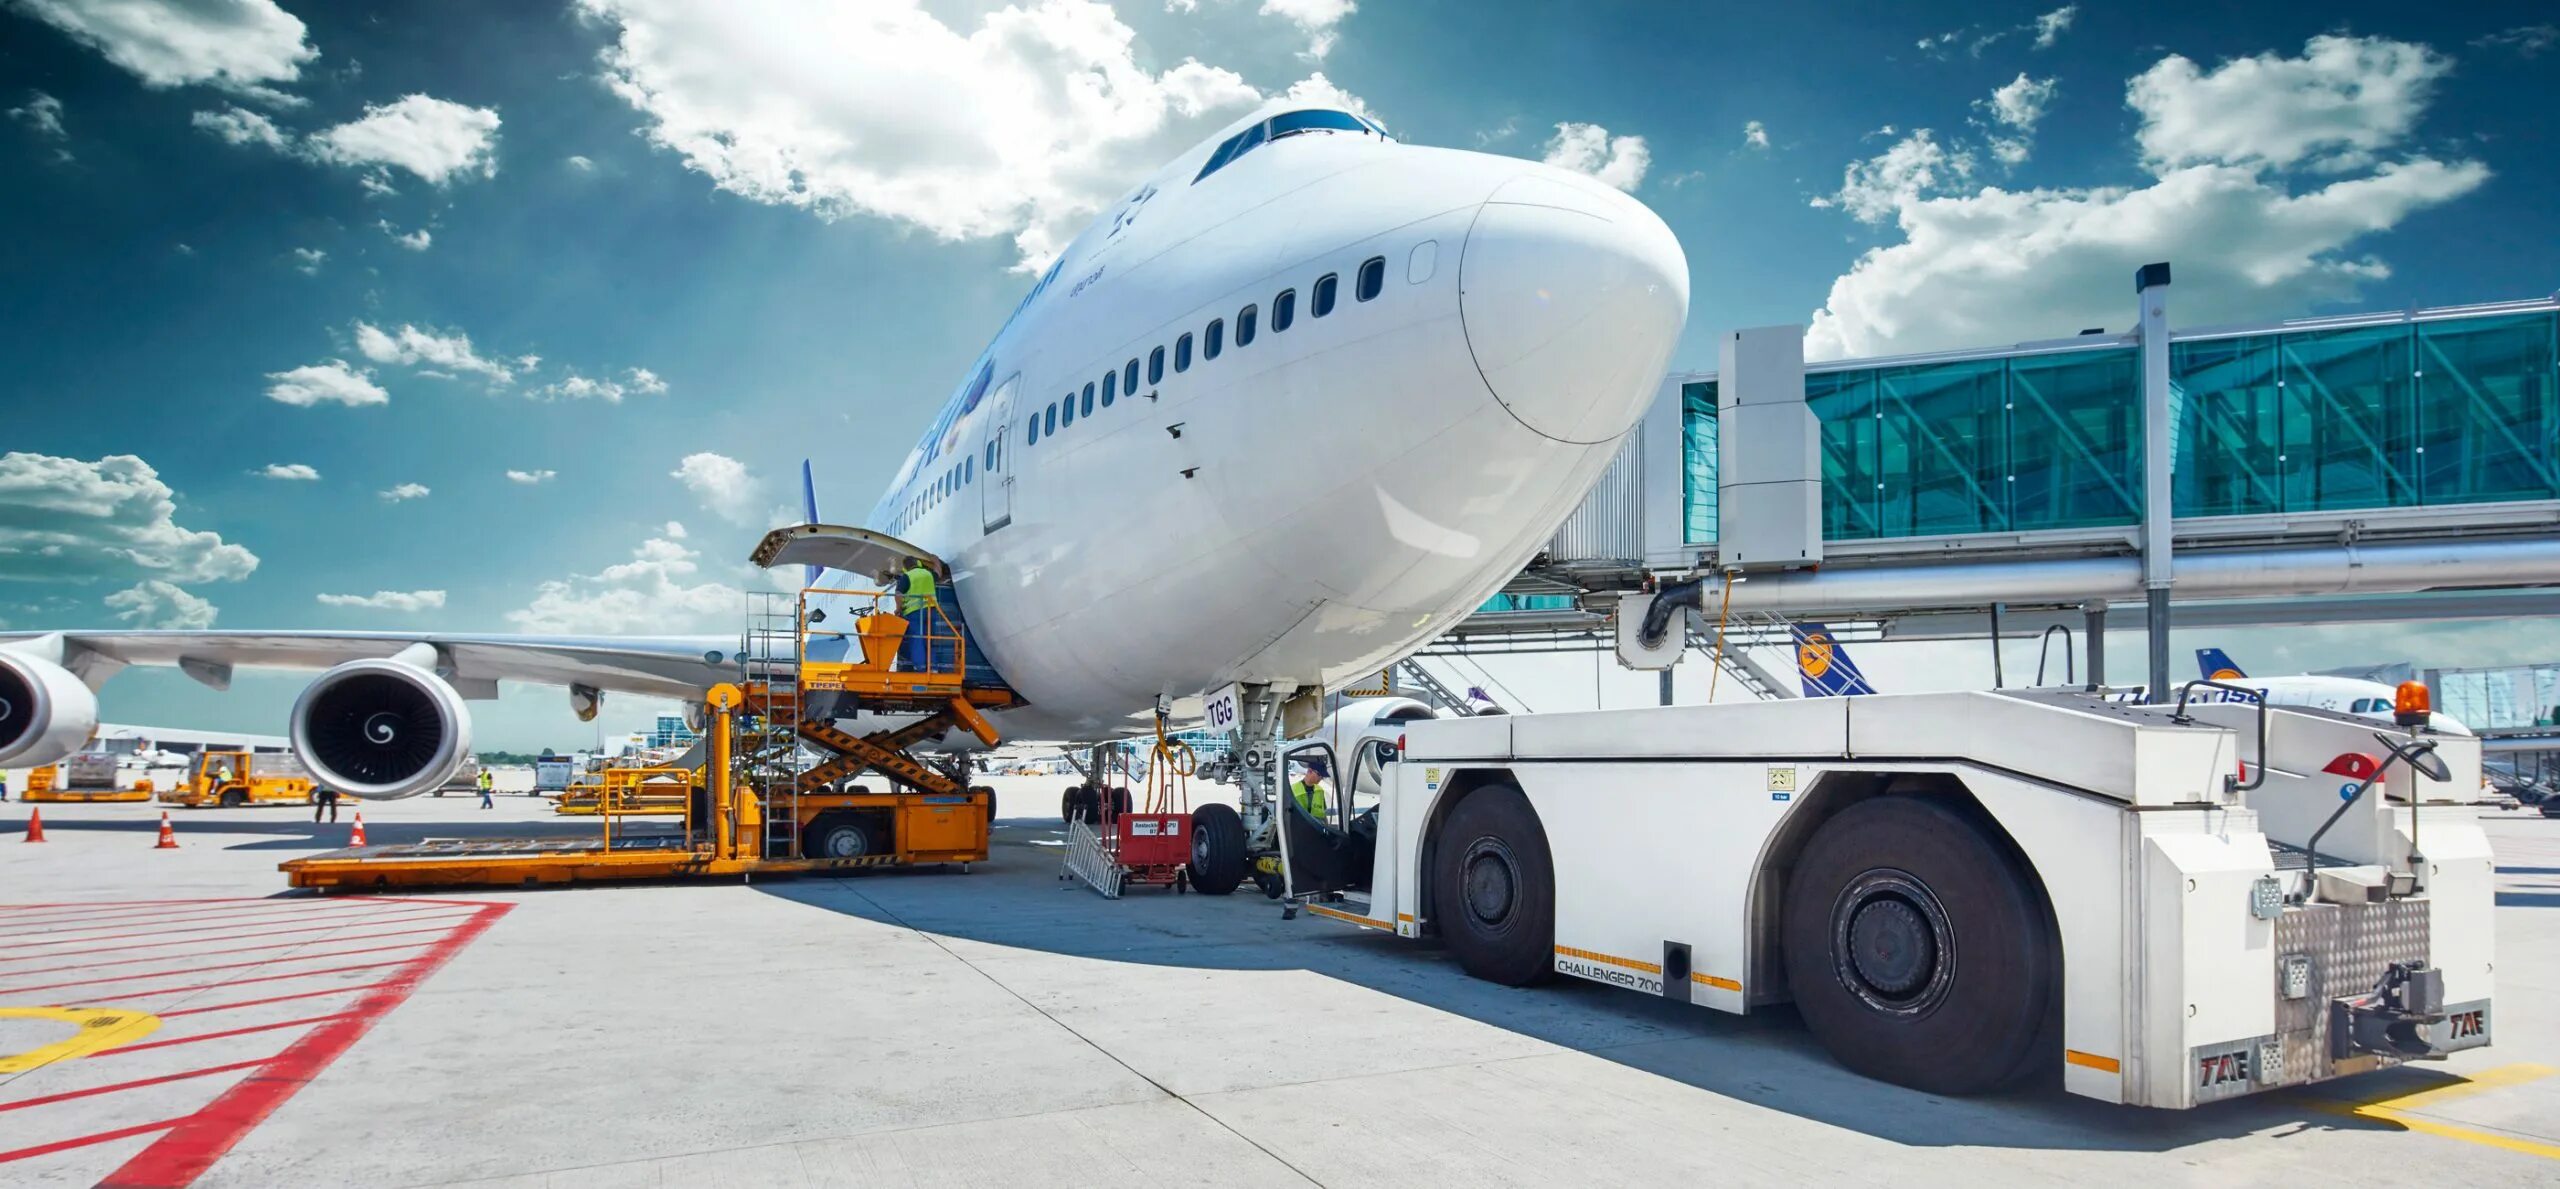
{"left": 0, "top": 652, "right": 99, "bottom": 768}
{"left": 290, "top": 654, "right": 472, "bottom": 800}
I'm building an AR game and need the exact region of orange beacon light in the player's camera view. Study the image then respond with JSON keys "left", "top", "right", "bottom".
{"left": 2392, "top": 680, "right": 2431, "bottom": 728}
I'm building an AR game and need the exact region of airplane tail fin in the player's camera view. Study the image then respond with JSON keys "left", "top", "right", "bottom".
{"left": 2196, "top": 647, "right": 2247, "bottom": 680}
{"left": 800, "top": 460, "right": 821, "bottom": 588}
{"left": 1794, "top": 622, "right": 1878, "bottom": 697}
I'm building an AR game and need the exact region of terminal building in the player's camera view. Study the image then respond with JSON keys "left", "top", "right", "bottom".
{"left": 1460, "top": 275, "right": 2560, "bottom": 699}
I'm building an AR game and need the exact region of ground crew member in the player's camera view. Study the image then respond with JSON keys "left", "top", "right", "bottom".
{"left": 313, "top": 784, "right": 340, "bottom": 824}
{"left": 0, "top": 769, "right": 9, "bottom": 801}
{"left": 1290, "top": 758, "right": 1330, "bottom": 823}
{"left": 898, "top": 557, "right": 941, "bottom": 672}
{"left": 477, "top": 766, "right": 495, "bottom": 809}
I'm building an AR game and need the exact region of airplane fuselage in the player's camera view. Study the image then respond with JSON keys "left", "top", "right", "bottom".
{"left": 823, "top": 105, "right": 1689, "bottom": 741}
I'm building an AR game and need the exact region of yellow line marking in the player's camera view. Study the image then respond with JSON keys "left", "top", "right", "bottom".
{"left": 2066, "top": 1049, "right": 2121, "bottom": 1074}
{"left": 1305, "top": 904, "right": 1392, "bottom": 931}
{"left": 1691, "top": 973, "right": 1742, "bottom": 992}
{"left": 2309, "top": 1063, "right": 2560, "bottom": 1161}
{"left": 1553, "top": 945, "right": 1661, "bottom": 975}
{"left": 0, "top": 1006, "right": 162, "bottom": 1073}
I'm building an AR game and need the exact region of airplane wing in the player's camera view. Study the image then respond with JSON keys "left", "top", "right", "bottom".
{"left": 0, "top": 629, "right": 739, "bottom": 701}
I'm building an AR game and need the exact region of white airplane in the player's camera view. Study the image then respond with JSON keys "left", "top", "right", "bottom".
{"left": 0, "top": 100, "right": 1688, "bottom": 803}
{"left": 2193, "top": 648, "right": 2470, "bottom": 735}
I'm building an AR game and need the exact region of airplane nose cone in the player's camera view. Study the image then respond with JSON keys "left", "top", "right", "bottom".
{"left": 1460, "top": 173, "right": 1690, "bottom": 444}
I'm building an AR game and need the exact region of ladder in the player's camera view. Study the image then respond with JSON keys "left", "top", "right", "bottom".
{"left": 1394, "top": 659, "right": 1470, "bottom": 713}
{"left": 742, "top": 592, "right": 813, "bottom": 859}
{"left": 1688, "top": 606, "right": 1801, "bottom": 702}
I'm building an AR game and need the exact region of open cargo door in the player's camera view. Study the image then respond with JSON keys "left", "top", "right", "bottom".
{"left": 750, "top": 524, "right": 945, "bottom": 582}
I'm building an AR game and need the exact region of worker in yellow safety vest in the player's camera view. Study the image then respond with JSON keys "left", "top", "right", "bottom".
{"left": 1289, "top": 757, "right": 1330, "bottom": 823}
{"left": 898, "top": 557, "right": 941, "bottom": 672}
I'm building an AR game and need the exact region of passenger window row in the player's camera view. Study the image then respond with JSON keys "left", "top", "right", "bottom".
{"left": 892, "top": 453, "right": 974, "bottom": 536}
{"left": 1025, "top": 252, "right": 1390, "bottom": 452}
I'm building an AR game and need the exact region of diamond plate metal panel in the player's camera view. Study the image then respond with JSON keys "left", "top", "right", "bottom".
{"left": 2272, "top": 897, "right": 2431, "bottom": 1084}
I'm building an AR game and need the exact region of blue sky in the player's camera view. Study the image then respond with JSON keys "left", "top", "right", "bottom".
{"left": 3, "top": 1, "right": 2556, "bottom": 744}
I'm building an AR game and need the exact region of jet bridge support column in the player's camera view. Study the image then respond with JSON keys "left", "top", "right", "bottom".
{"left": 2083, "top": 601, "right": 2107, "bottom": 687}
{"left": 2137, "top": 262, "right": 2174, "bottom": 702}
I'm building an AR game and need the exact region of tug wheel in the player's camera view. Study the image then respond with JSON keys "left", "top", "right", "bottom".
{"left": 804, "top": 812, "right": 879, "bottom": 860}
{"left": 1782, "top": 795, "right": 2055, "bottom": 1096}
{"left": 1432, "top": 785, "right": 1554, "bottom": 986}
{"left": 1187, "top": 803, "right": 1248, "bottom": 895}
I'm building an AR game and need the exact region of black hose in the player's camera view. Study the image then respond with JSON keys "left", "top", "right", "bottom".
{"left": 1638, "top": 573, "right": 1713, "bottom": 650}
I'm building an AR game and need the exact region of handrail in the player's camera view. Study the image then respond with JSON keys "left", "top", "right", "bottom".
{"left": 2171, "top": 679, "right": 2269, "bottom": 797}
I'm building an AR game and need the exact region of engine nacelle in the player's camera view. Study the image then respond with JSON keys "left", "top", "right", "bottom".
{"left": 0, "top": 652, "right": 100, "bottom": 768}
{"left": 290, "top": 657, "right": 472, "bottom": 800}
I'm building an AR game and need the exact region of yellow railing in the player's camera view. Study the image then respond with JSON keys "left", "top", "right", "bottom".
{"left": 794, "top": 585, "right": 967, "bottom": 694}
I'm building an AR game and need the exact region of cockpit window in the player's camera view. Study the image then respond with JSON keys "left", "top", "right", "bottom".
{"left": 1194, "top": 109, "right": 1382, "bottom": 183}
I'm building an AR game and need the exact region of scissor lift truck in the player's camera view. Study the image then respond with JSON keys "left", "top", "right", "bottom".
{"left": 1275, "top": 686, "right": 2494, "bottom": 1109}
{"left": 282, "top": 526, "right": 1013, "bottom": 891}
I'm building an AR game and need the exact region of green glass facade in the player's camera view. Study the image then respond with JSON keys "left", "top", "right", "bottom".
{"left": 1684, "top": 307, "right": 2560, "bottom": 543}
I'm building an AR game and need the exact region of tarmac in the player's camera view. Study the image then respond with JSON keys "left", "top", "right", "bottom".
{"left": 2, "top": 770, "right": 2557, "bottom": 1187}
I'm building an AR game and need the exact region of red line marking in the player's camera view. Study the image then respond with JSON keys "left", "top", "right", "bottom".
{"left": 0, "top": 1060, "right": 267, "bottom": 1114}
{"left": 0, "top": 1118, "right": 185, "bottom": 1165}
{"left": 93, "top": 1013, "right": 356, "bottom": 1059}
{"left": 0, "top": 940, "right": 440, "bottom": 995}
{"left": 2, "top": 898, "right": 242, "bottom": 911}
{"left": 0, "top": 904, "right": 455, "bottom": 949}
{"left": 57, "top": 958, "right": 414, "bottom": 1003}
{"left": 0, "top": 898, "right": 376, "bottom": 935}
{"left": 99, "top": 904, "right": 510, "bottom": 1188}
{"left": 0, "top": 909, "right": 478, "bottom": 962}
{"left": 0, "top": 925, "right": 460, "bottom": 978}
{"left": 158, "top": 980, "right": 393, "bottom": 1019}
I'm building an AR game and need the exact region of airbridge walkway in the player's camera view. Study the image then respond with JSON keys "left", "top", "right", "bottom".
{"left": 1451, "top": 273, "right": 2560, "bottom": 693}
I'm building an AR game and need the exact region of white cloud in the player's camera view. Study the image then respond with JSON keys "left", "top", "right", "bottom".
{"left": 1259, "top": 0, "right": 1355, "bottom": 60}
{"left": 2472, "top": 25, "right": 2556, "bottom": 58}
{"left": 0, "top": 453, "right": 258, "bottom": 587}
{"left": 258, "top": 463, "right": 319, "bottom": 480}
{"left": 379, "top": 482, "right": 430, "bottom": 502}
{"left": 354, "top": 321, "right": 513, "bottom": 383}
{"left": 377, "top": 220, "right": 431, "bottom": 250}
{"left": 2130, "top": 35, "right": 2450, "bottom": 173}
{"left": 1984, "top": 74, "right": 2055, "bottom": 131}
{"left": 506, "top": 525, "right": 745, "bottom": 634}
{"left": 565, "top": 153, "right": 594, "bottom": 170}
{"left": 316, "top": 589, "right": 446, "bottom": 611}
{"left": 289, "top": 246, "right": 324, "bottom": 275}
{"left": 357, "top": 170, "right": 396, "bottom": 197}
{"left": 2031, "top": 5, "right": 2076, "bottom": 50}
{"left": 671, "top": 452, "right": 762, "bottom": 524}
{"left": 506, "top": 469, "right": 557, "bottom": 484}
{"left": 189, "top": 103, "right": 288, "bottom": 149}
{"left": 309, "top": 94, "right": 501, "bottom": 184}
{"left": 106, "top": 579, "right": 217, "bottom": 628}
{"left": 1742, "top": 119, "right": 1769, "bottom": 151}
{"left": 8, "top": 0, "right": 314, "bottom": 100}
{"left": 662, "top": 520, "right": 687, "bottom": 539}
{"left": 1540, "top": 121, "right": 1650, "bottom": 192}
{"left": 575, "top": 0, "right": 1351, "bottom": 272}
{"left": 530, "top": 368, "right": 666, "bottom": 402}
{"left": 1815, "top": 128, "right": 1971, "bottom": 223}
{"left": 7, "top": 90, "right": 64, "bottom": 139}
{"left": 1802, "top": 36, "right": 2489, "bottom": 362}
{"left": 265, "top": 359, "right": 388, "bottom": 407}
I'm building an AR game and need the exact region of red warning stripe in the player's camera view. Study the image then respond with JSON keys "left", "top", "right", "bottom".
{"left": 0, "top": 909, "right": 478, "bottom": 961}
{"left": 0, "top": 905, "right": 465, "bottom": 950}
{"left": 97, "top": 903, "right": 510, "bottom": 1188}
{"left": 0, "top": 1060, "right": 268, "bottom": 1114}
{"left": 0, "top": 1118, "right": 192, "bottom": 1165}
{"left": 92, "top": 1013, "right": 358, "bottom": 1059}
{"left": 0, "top": 898, "right": 377, "bottom": 936}
{"left": 0, "top": 940, "right": 438, "bottom": 995}
{"left": 55, "top": 958, "right": 415, "bottom": 1003}
{"left": 0, "top": 925, "right": 459, "bottom": 979}
{"left": 158, "top": 980, "right": 393, "bottom": 1019}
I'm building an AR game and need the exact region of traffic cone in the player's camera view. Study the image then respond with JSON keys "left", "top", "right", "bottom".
{"left": 349, "top": 812, "right": 367, "bottom": 847}
{"left": 22, "top": 808, "right": 43, "bottom": 843}
{"left": 154, "top": 811, "right": 178, "bottom": 849}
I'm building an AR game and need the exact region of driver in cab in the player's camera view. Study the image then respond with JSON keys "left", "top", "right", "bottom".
{"left": 1290, "top": 757, "right": 1330, "bottom": 823}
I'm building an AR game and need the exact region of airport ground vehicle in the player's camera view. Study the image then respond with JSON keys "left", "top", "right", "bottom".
{"left": 22, "top": 756, "right": 153, "bottom": 802}
{"left": 1277, "top": 686, "right": 2494, "bottom": 1109}
{"left": 158, "top": 750, "right": 318, "bottom": 808}
{"left": 282, "top": 560, "right": 1009, "bottom": 891}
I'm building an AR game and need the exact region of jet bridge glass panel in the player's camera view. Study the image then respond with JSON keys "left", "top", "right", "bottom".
{"left": 1681, "top": 380, "right": 1718, "bottom": 543}
{"left": 2280, "top": 324, "right": 2417, "bottom": 511}
{"left": 1876, "top": 357, "right": 2008, "bottom": 537}
{"left": 2174, "top": 335, "right": 2286, "bottom": 517}
{"left": 2415, "top": 313, "right": 2559, "bottom": 506}
{"left": 2008, "top": 348, "right": 2141, "bottom": 529}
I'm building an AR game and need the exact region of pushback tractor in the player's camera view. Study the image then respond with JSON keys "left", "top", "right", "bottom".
{"left": 1274, "top": 684, "right": 2494, "bottom": 1108}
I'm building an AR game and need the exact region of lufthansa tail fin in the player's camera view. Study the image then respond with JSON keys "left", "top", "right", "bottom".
{"left": 800, "top": 460, "right": 821, "bottom": 588}
{"left": 2196, "top": 647, "right": 2247, "bottom": 680}
{"left": 1794, "top": 622, "right": 1879, "bottom": 697}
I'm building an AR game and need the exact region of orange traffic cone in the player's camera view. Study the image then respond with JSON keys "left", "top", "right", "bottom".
{"left": 22, "top": 808, "right": 43, "bottom": 843}
{"left": 154, "top": 811, "right": 179, "bottom": 849}
{"left": 349, "top": 812, "right": 367, "bottom": 847}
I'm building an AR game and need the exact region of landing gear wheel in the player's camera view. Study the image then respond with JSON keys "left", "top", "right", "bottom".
{"left": 1251, "top": 868, "right": 1285, "bottom": 900}
{"left": 804, "top": 813, "right": 878, "bottom": 860}
{"left": 1782, "top": 795, "right": 2055, "bottom": 1097}
{"left": 1108, "top": 787, "right": 1133, "bottom": 817}
{"left": 1434, "top": 786, "right": 1555, "bottom": 986}
{"left": 1061, "top": 783, "right": 1091, "bottom": 824}
{"left": 1188, "top": 803, "right": 1248, "bottom": 895}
